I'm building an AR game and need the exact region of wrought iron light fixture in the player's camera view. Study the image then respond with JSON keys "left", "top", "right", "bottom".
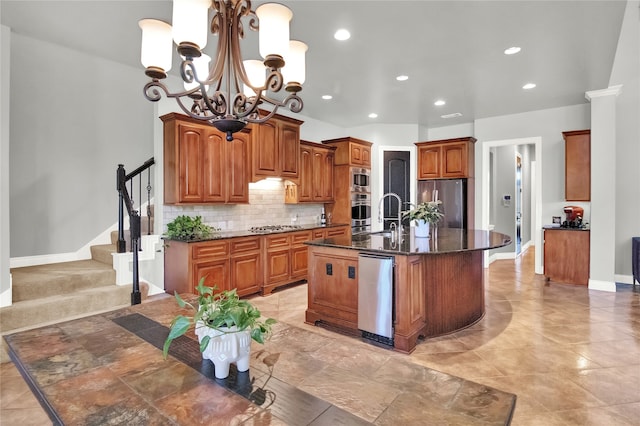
{"left": 139, "top": 0, "right": 306, "bottom": 141}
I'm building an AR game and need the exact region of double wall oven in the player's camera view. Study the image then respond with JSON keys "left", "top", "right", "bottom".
{"left": 350, "top": 167, "right": 371, "bottom": 235}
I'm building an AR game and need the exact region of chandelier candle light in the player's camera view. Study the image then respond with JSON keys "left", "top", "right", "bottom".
{"left": 139, "top": 0, "right": 307, "bottom": 141}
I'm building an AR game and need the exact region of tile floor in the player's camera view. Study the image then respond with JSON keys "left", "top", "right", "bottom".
{"left": 1, "top": 247, "right": 639, "bottom": 425}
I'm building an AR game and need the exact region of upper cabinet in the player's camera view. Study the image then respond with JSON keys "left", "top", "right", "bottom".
{"left": 162, "top": 113, "right": 250, "bottom": 204}
{"left": 323, "top": 137, "right": 372, "bottom": 167}
{"left": 285, "top": 141, "right": 336, "bottom": 203}
{"left": 250, "top": 113, "right": 303, "bottom": 181}
{"left": 563, "top": 130, "right": 590, "bottom": 201}
{"left": 415, "top": 137, "right": 476, "bottom": 179}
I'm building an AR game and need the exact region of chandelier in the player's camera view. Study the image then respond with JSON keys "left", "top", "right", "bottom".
{"left": 139, "top": 0, "right": 306, "bottom": 141}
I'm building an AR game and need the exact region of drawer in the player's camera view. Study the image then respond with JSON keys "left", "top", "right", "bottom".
{"left": 231, "top": 236, "right": 261, "bottom": 253}
{"left": 192, "top": 240, "right": 230, "bottom": 259}
{"left": 291, "top": 230, "right": 312, "bottom": 245}
{"left": 326, "top": 227, "right": 348, "bottom": 237}
{"left": 265, "top": 235, "right": 290, "bottom": 249}
{"left": 313, "top": 229, "right": 325, "bottom": 239}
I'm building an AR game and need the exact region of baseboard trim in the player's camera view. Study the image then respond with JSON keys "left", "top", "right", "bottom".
{"left": 0, "top": 274, "right": 11, "bottom": 307}
{"left": 588, "top": 279, "right": 616, "bottom": 292}
{"left": 614, "top": 274, "right": 634, "bottom": 285}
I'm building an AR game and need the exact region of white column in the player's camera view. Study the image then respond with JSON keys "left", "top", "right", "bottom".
{"left": 585, "top": 85, "right": 622, "bottom": 292}
{"left": 1, "top": 25, "right": 12, "bottom": 307}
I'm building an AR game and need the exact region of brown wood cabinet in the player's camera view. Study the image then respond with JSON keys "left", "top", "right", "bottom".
{"left": 544, "top": 229, "right": 590, "bottom": 285}
{"left": 285, "top": 141, "right": 336, "bottom": 203}
{"left": 415, "top": 137, "right": 476, "bottom": 179}
{"left": 162, "top": 113, "right": 250, "bottom": 204}
{"left": 263, "top": 230, "right": 313, "bottom": 294}
{"left": 305, "top": 245, "right": 359, "bottom": 329}
{"left": 312, "top": 225, "right": 350, "bottom": 240}
{"left": 250, "top": 113, "right": 303, "bottom": 181}
{"left": 164, "top": 236, "right": 262, "bottom": 297}
{"left": 563, "top": 130, "right": 590, "bottom": 201}
{"left": 322, "top": 137, "right": 372, "bottom": 167}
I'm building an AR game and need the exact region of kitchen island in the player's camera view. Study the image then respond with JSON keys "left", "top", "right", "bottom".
{"left": 305, "top": 228, "right": 511, "bottom": 353}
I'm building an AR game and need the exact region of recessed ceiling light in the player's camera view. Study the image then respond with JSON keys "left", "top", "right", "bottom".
{"left": 441, "top": 112, "right": 462, "bottom": 119}
{"left": 396, "top": 75, "right": 409, "bottom": 81}
{"left": 522, "top": 83, "right": 536, "bottom": 90}
{"left": 434, "top": 99, "right": 446, "bottom": 106}
{"left": 334, "top": 29, "right": 351, "bottom": 41}
{"left": 504, "top": 46, "right": 521, "bottom": 55}
{"left": 368, "top": 113, "right": 378, "bottom": 119}
{"left": 322, "top": 95, "right": 333, "bottom": 100}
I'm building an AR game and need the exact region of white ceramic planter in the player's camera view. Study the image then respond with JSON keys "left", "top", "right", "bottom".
{"left": 195, "top": 322, "right": 252, "bottom": 379}
{"left": 415, "top": 220, "right": 430, "bottom": 238}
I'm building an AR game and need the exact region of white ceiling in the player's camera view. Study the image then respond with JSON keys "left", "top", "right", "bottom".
{"left": 1, "top": 1, "right": 627, "bottom": 129}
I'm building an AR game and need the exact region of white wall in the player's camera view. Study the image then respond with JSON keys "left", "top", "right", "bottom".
{"left": 1, "top": 25, "right": 12, "bottom": 305}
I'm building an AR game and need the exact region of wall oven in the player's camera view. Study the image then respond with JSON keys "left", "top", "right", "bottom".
{"left": 351, "top": 167, "right": 371, "bottom": 193}
{"left": 351, "top": 192, "right": 371, "bottom": 231}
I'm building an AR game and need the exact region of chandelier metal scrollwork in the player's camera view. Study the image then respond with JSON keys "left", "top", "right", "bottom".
{"left": 139, "top": 0, "right": 306, "bottom": 141}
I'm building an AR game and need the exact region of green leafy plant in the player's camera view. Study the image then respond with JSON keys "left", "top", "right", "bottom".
{"left": 163, "top": 277, "right": 276, "bottom": 359}
{"left": 164, "top": 215, "right": 217, "bottom": 240}
{"left": 402, "top": 200, "right": 444, "bottom": 224}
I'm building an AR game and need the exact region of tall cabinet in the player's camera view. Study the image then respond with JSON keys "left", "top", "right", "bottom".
{"left": 563, "top": 130, "right": 590, "bottom": 201}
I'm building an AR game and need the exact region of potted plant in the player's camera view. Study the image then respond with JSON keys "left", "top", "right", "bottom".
{"left": 164, "top": 215, "right": 218, "bottom": 241}
{"left": 402, "top": 200, "right": 443, "bottom": 237}
{"left": 163, "top": 277, "right": 276, "bottom": 379}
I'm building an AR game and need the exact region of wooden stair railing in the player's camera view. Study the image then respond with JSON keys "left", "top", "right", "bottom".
{"left": 116, "top": 157, "right": 155, "bottom": 305}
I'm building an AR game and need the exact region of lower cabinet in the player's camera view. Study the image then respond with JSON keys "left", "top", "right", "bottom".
{"left": 263, "top": 230, "right": 313, "bottom": 294}
{"left": 544, "top": 229, "right": 590, "bottom": 285}
{"left": 165, "top": 237, "right": 261, "bottom": 297}
{"left": 305, "top": 246, "right": 359, "bottom": 329}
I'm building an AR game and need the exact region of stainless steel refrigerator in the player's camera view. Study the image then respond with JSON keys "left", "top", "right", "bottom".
{"left": 417, "top": 179, "right": 467, "bottom": 228}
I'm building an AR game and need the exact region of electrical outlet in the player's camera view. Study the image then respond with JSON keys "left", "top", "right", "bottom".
{"left": 348, "top": 266, "right": 356, "bottom": 279}
{"left": 326, "top": 263, "right": 332, "bottom": 275}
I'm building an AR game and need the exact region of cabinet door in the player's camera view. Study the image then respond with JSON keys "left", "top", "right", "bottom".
{"left": 194, "top": 259, "right": 230, "bottom": 293}
{"left": 227, "top": 130, "right": 250, "bottom": 203}
{"left": 311, "top": 149, "right": 324, "bottom": 200}
{"left": 308, "top": 251, "right": 358, "bottom": 323}
{"left": 231, "top": 253, "right": 261, "bottom": 297}
{"left": 564, "top": 131, "right": 590, "bottom": 201}
{"left": 441, "top": 142, "right": 468, "bottom": 178}
{"left": 178, "top": 123, "right": 204, "bottom": 202}
{"left": 350, "top": 143, "right": 364, "bottom": 165}
{"left": 361, "top": 146, "right": 371, "bottom": 167}
{"left": 544, "top": 230, "right": 590, "bottom": 285}
{"left": 265, "top": 248, "right": 290, "bottom": 284}
{"left": 280, "top": 121, "right": 300, "bottom": 178}
{"left": 290, "top": 245, "right": 309, "bottom": 279}
{"left": 321, "top": 150, "right": 335, "bottom": 201}
{"left": 202, "top": 129, "right": 226, "bottom": 202}
{"left": 418, "top": 145, "right": 441, "bottom": 179}
{"left": 298, "top": 146, "right": 313, "bottom": 202}
{"left": 253, "top": 120, "right": 278, "bottom": 178}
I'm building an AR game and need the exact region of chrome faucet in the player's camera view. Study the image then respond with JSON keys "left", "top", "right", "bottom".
{"left": 378, "top": 192, "right": 403, "bottom": 234}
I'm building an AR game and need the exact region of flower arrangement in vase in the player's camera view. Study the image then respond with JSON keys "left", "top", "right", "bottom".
{"left": 402, "top": 200, "right": 443, "bottom": 237}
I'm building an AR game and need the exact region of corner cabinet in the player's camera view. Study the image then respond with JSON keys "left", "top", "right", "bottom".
{"left": 162, "top": 113, "right": 250, "bottom": 204}
{"left": 322, "top": 136, "right": 372, "bottom": 167}
{"left": 563, "top": 130, "right": 590, "bottom": 201}
{"left": 285, "top": 141, "right": 336, "bottom": 203}
{"left": 249, "top": 113, "right": 303, "bottom": 181}
{"left": 415, "top": 137, "right": 476, "bottom": 179}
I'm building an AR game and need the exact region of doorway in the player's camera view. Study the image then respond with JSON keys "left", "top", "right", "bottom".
{"left": 382, "top": 151, "right": 411, "bottom": 229}
{"left": 515, "top": 153, "right": 522, "bottom": 255}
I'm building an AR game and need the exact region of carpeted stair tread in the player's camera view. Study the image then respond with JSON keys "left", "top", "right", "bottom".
{"left": 10, "top": 260, "right": 116, "bottom": 302}
{"left": 91, "top": 244, "right": 116, "bottom": 266}
{"left": 0, "top": 285, "right": 131, "bottom": 333}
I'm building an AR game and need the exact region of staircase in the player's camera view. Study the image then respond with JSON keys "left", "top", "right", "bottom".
{"left": 1, "top": 159, "right": 157, "bottom": 334}
{"left": 0, "top": 230, "right": 150, "bottom": 334}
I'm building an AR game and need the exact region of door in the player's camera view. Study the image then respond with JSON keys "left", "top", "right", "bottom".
{"left": 515, "top": 154, "right": 522, "bottom": 255}
{"left": 383, "top": 151, "right": 411, "bottom": 229}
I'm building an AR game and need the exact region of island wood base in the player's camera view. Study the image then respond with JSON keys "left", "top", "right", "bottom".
{"left": 305, "top": 246, "right": 485, "bottom": 354}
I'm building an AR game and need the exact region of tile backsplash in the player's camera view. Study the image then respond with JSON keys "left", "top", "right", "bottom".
{"left": 162, "top": 179, "right": 326, "bottom": 232}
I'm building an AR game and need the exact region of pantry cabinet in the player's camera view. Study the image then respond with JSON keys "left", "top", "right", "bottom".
{"left": 285, "top": 141, "right": 336, "bottom": 203}
{"left": 415, "top": 137, "right": 476, "bottom": 179}
{"left": 250, "top": 113, "right": 303, "bottom": 181}
{"left": 162, "top": 113, "right": 250, "bottom": 204}
{"left": 563, "top": 130, "right": 590, "bottom": 201}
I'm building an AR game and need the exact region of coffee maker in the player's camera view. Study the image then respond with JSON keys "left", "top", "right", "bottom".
{"left": 562, "top": 206, "right": 584, "bottom": 228}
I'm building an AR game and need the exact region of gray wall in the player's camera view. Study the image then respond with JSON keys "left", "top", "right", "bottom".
{"left": 8, "top": 33, "right": 154, "bottom": 257}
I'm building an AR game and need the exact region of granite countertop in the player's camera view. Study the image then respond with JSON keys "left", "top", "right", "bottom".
{"left": 162, "top": 223, "right": 350, "bottom": 242}
{"left": 542, "top": 225, "right": 590, "bottom": 231}
{"left": 306, "top": 228, "right": 512, "bottom": 256}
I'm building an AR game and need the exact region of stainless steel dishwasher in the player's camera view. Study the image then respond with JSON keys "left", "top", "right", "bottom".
{"left": 357, "top": 253, "right": 394, "bottom": 346}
